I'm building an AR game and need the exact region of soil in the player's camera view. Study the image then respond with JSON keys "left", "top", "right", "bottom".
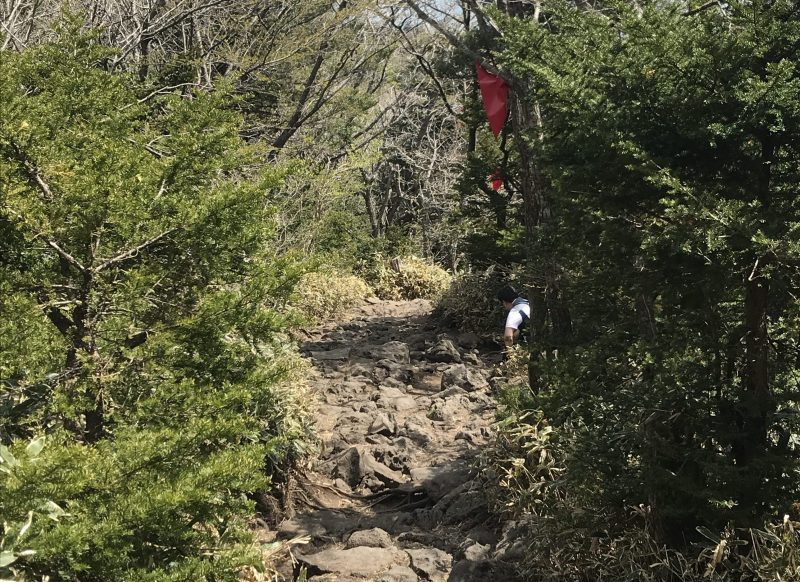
{"left": 270, "top": 299, "right": 524, "bottom": 582}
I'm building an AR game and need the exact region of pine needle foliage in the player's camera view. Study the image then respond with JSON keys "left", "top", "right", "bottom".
{"left": 0, "top": 25, "right": 310, "bottom": 580}
{"left": 480, "top": 0, "right": 800, "bottom": 573}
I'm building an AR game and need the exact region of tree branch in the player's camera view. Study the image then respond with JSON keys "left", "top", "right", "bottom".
{"left": 94, "top": 228, "right": 177, "bottom": 272}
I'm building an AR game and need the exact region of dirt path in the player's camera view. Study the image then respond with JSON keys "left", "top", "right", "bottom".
{"left": 274, "top": 299, "right": 523, "bottom": 582}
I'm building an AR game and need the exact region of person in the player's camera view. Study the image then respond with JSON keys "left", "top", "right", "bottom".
{"left": 496, "top": 285, "right": 530, "bottom": 348}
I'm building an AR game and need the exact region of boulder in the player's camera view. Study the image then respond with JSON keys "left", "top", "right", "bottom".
{"left": 370, "top": 341, "right": 411, "bottom": 364}
{"left": 406, "top": 548, "right": 453, "bottom": 582}
{"left": 299, "top": 546, "right": 407, "bottom": 578}
{"left": 346, "top": 527, "right": 393, "bottom": 549}
{"left": 378, "top": 566, "right": 419, "bottom": 582}
{"left": 425, "top": 338, "right": 462, "bottom": 363}
{"left": 409, "top": 462, "right": 473, "bottom": 501}
{"left": 369, "top": 413, "right": 397, "bottom": 437}
{"left": 440, "top": 364, "right": 489, "bottom": 392}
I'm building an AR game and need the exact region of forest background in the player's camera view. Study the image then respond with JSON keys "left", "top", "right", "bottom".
{"left": 2, "top": 0, "right": 800, "bottom": 580}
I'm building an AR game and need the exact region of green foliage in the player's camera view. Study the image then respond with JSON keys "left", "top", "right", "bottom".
{"left": 290, "top": 270, "right": 373, "bottom": 322}
{"left": 0, "top": 29, "right": 311, "bottom": 580}
{"left": 468, "top": 0, "right": 800, "bottom": 575}
{"left": 435, "top": 267, "right": 517, "bottom": 335}
{"left": 364, "top": 255, "right": 452, "bottom": 301}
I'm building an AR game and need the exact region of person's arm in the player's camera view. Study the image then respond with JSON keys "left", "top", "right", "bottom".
{"left": 504, "top": 310, "right": 523, "bottom": 347}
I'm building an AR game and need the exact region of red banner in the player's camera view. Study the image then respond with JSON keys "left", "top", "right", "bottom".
{"left": 476, "top": 61, "right": 509, "bottom": 138}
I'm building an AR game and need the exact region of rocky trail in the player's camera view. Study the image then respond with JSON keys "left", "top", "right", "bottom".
{"left": 272, "top": 299, "right": 525, "bottom": 582}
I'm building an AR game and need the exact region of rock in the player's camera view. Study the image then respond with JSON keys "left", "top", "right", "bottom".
{"left": 443, "top": 490, "right": 486, "bottom": 524}
{"left": 382, "top": 377, "right": 409, "bottom": 391}
{"left": 299, "top": 546, "right": 407, "bottom": 578}
{"left": 437, "top": 386, "right": 468, "bottom": 399}
{"left": 447, "top": 559, "right": 493, "bottom": 582}
{"left": 335, "top": 447, "right": 368, "bottom": 487}
{"left": 378, "top": 566, "right": 419, "bottom": 582}
{"left": 311, "top": 347, "right": 352, "bottom": 360}
{"left": 374, "top": 386, "right": 405, "bottom": 399}
{"left": 463, "top": 543, "right": 491, "bottom": 562}
{"left": 393, "top": 396, "right": 417, "bottom": 412}
{"left": 370, "top": 341, "right": 411, "bottom": 364}
{"left": 358, "top": 401, "right": 379, "bottom": 413}
{"left": 410, "top": 462, "right": 473, "bottom": 501}
{"left": 461, "top": 352, "right": 481, "bottom": 365}
{"left": 440, "top": 364, "right": 489, "bottom": 392}
{"left": 406, "top": 548, "right": 453, "bottom": 582}
{"left": 456, "top": 332, "right": 481, "bottom": 350}
{"left": 365, "top": 455, "right": 407, "bottom": 487}
{"left": 346, "top": 527, "right": 393, "bottom": 549}
{"left": 493, "top": 520, "right": 529, "bottom": 561}
{"left": 348, "top": 364, "right": 373, "bottom": 379}
{"left": 401, "top": 420, "right": 433, "bottom": 446}
{"left": 369, "top": 413, "right": 397, "bottom": 437}
{"left": 425, "top": 338, "right": 462, "bottom": 363}
{"left": 366, "top": 434, "right": 392, "bottom": 445}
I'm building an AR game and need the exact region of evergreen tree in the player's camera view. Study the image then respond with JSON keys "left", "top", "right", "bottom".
{"left": 0, "top": 27, "right": 309, "bottom": 580}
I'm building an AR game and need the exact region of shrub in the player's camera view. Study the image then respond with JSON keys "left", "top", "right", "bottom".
{"left": 291, "top": 270, "right": 373, "bottom": 322}
{"left": 366, "top": 255, "right": 451, "bottom": 301}
{"left": 435, "top": 267, "right": 510, "bottom": 335}
{"left": 0, "top": 32, "right": 312, "bottom": 580}
{"left": 482, "top": 411, "right": 800, "bottom": 581}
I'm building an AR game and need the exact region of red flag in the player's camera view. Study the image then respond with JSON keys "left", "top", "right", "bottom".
{"left": 490, "top": 170, "right": 503, "bottom": 191}
{"left": 476, "top": 61, "right": 509, "bottom": 138}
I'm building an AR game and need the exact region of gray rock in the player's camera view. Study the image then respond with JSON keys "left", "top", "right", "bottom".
{"left": 346, "top": 527, "right": 393, "bottom": 549}
{"left": 406, "top": 548, "right": 453, "bottom": 582}
{"left": 410, "top": 462, "right": 473, "bottom": 501}
{"left": 374, "top": 386, "right": 405, "bottom": 399}
{"left": 463, "top": 543, "right": 491, "bottom": 562}
{"left": 462, "top": 352, "right": 481, "bottom": 365}
{"left": 378, "top": 566, "right": 419, "bottom": 582}
{"left": 299, "top": 546, "right": 407, "bottom": 577}
{"left": 335, "top": 447, "right": 369, "bottom": 487}
{"left": 364, "top": 453, "right": 407, "bottom": 487}
{"left": 369, "top": 413, "right": 397, "bottom": 437}
{"left": 393, "top": 396, "right": 417, "bottom": 412}
{"left": 425, "top": 338, "right": 462, "bottom": 363}
{"left": 371, "top": 341, "right": 411, "bottom": 364}
{"left": 440, "top": 364, "right": 489, "bottom": 392}
{"left": 401, "top": 420, "right": 433, "bottom": 446}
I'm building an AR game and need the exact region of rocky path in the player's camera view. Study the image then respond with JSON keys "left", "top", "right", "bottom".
{"left": 274, "top": 299, "right": 523, "bottom": 582}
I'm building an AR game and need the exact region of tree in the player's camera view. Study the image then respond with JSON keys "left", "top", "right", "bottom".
{"left": 0, "top": 27, "right": 309, "bottom": 579}
{"left": 497, "top": 0, "right": 800, "bottom": 545}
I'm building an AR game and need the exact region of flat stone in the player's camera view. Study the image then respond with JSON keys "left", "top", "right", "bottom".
{"left": 346, "top": 527, "right": 393, "bottom": 549}
{"left": 406, "top": 548, "right": 452, "bottom": 582}
{"left": 393, "top": 396, "right": 417, "bottom": 411}
{"left": 370, "top": 341, "right": 411, "bottom": 364}
{"left": 299, "top": 546, "right": 407, "bottom": 577}
{"left": 378, "top": 566, "right": 419, "bottom": 582}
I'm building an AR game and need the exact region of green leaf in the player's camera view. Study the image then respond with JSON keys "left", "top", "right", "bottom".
{"left": 0, "top": 446, "right": 18, "bottom": 468}
{"left": 25, "top": 437, "right": 44, "bottom": 458}
{"left": 0, "top": 551, "right": 17, "bottom": 568}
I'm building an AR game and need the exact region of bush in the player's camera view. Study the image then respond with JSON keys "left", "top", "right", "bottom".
{"left": 366, "top": 255, "right": 451, "bottom": 301}
{"left": 435, "top": 267, "right": 511, "bottom": 335}
{"left": 0, "top": 33, "right": 313, "bottom": 580}
{"left": 482, "top": 411, "right": 800, "bottom": 581}
{"left": 291, "top": 270, "right": 373, "bottom": 322}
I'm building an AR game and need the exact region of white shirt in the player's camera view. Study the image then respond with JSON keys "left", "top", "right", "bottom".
{"left": 505, "top": 300, "right": 530, "bottom": 330}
